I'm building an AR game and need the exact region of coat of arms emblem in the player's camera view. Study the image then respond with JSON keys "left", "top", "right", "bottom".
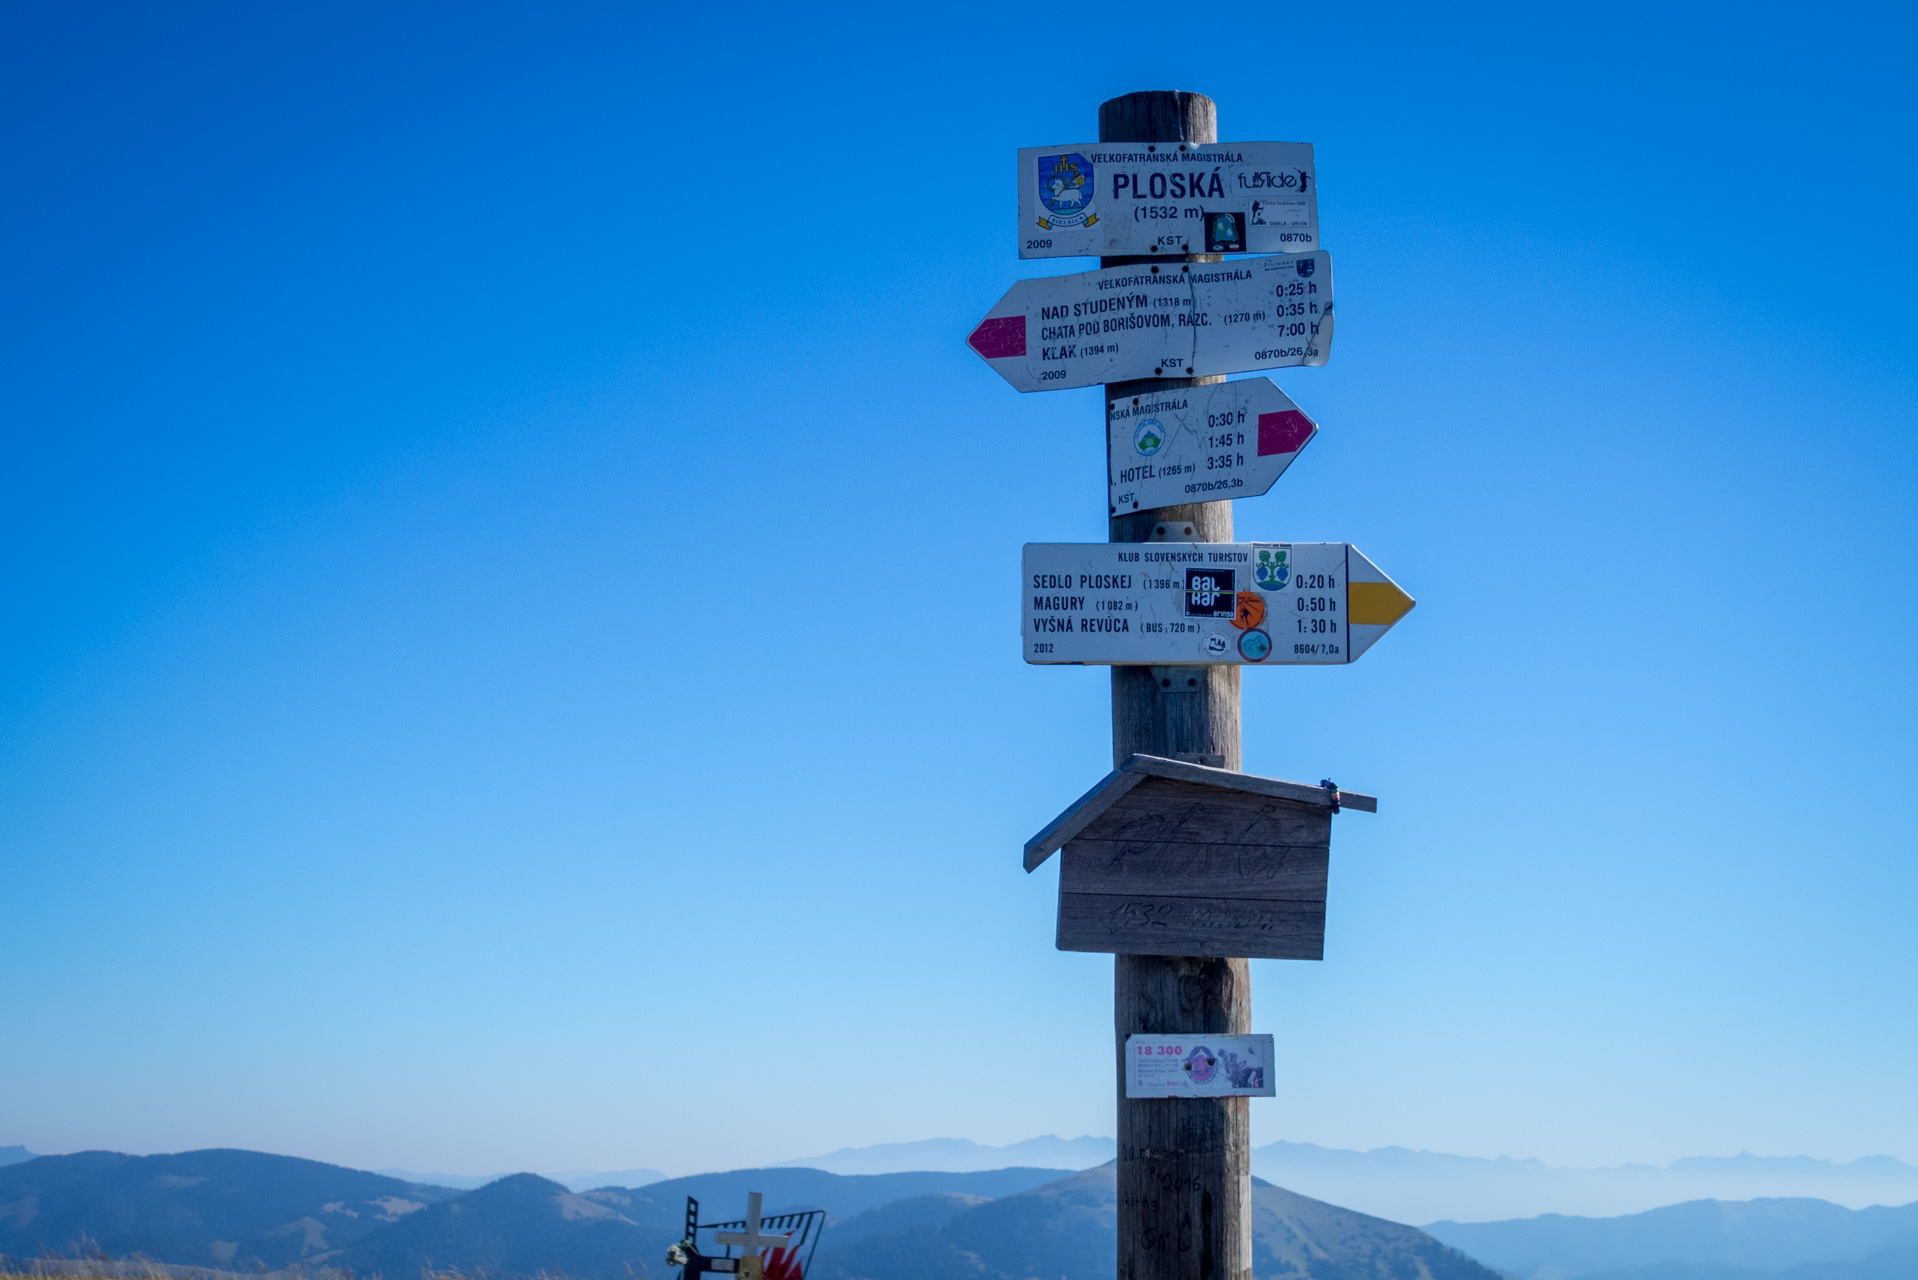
{"left": 1254, "top": 546, "right": 1290, "bottom": 591}
{"left": 1036, "top": 153, "right": 1098, "bottom": 231}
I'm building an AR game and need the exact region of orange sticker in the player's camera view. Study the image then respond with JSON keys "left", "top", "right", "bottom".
{"left": 1232, "top": 591, "right": 1266, "bottom": 631}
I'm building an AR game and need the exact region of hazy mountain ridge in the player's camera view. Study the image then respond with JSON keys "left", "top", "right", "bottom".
{"left": 772, "top": 1138, "right": 1918, "bottom": 1224}
{"left": 0, "top": 1149, "right": 460, "bottom": 1270}
{"left": 777, "top": 1135, "right": 1116, "bottom": 1175}
{"left": 811, "top": 1166, "right": 1503, "bottom": 1280}
{"left": 0, "top": 1149, "right": 1494, "bottom": 1280}
{"left": 1424, "top": 1196, "right": 1918, "bottom": 1279}
{"left": 1250, "top": 1145, "right": 1918, "bottom": 1224}
{"left": 374, "top": 1167, "right": 667, "bottom": 1192}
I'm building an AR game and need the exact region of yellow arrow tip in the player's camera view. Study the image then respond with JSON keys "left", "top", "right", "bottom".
{"left": 1348, "top": 580, "right": 1415, "bottom": 627}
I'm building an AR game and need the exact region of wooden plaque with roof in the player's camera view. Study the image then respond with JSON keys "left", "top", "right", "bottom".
{"left": 1024, "top": 754, "right": 1376, "bottom": 960}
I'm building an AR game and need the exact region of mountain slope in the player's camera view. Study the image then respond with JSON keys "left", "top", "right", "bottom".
{"left": 0, "top": 1149, "right": 458, "bottom": 1270}
{"left": 631, "top": 1166, "right": 1070, "bottom": 1221}
{"left": 1424, "top": 1197, "right": 1918, "bottom": 1278}
{"left": 329, "top": 1166, "right": 1098, "bottom": 1280}
{"left": 324, "top": 1174, "right": 653, "bottom": 1278}
{"left": 827, "top": 1194, "right": 988, "bottom": 1245}
{"left": 812, "top": 1165, "right": 1503, "bottom": 1280}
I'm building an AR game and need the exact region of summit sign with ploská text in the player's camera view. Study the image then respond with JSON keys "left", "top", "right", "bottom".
{"left": 1019, "top": 142, "right": 1318, "bottom": 259}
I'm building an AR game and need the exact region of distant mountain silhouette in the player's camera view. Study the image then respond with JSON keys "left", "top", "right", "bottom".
{"left": 1425, "top": 1196, "right": 1918, "bottom": 1278}
{"left": 0, "top": 1149, "right": 33, "bottom": 1169}
{"left": 0, "top": 1149, "right": 458, "bottom": 1270}
{"left": 1569, "top": 1236, "right": 1918, "bottom": 1280}
{"left": 826, "top": 1193, "right": 988, "bottom": 1244}
{"left": 776, "top": 1138, "right": 1918, "bottom": 1222}
{"left": 0, "top": 1151, "right": 1075, "bottom": 1279}
{"left": 776, "top": 1136, "right": 1115, "bottom": 1175}
{"left": 0, "top": 1148, "right": 1505, "bottom": 1280}
{"left": 631, "top": 1166, "right": 1069, "bottom": 1220}
{"left": 375, "top": 1166, "right": 668, "bottom": 1192}
{"left": 1251, "top": 1142, "right": 1918, "bottom": 1224}
{"left": 812, "top": 1165, "right": 1502, "bottom": 1280}
{"left": 323, "top": 1174, "right": 650, "bottom": 1278}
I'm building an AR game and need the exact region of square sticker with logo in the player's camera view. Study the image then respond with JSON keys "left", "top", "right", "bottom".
{"left": 1204, "top": 211, "right": 1246, "bottom": 253}
{"left": 1184, "top": 568, "right": 1237, "bottom": 619}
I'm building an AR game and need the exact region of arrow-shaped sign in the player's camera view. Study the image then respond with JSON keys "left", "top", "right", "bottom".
{"left": 1108, "top": 378, "right": 1316, "bottom": 515}
{"left": 1024, "top": 541, "right": 1412, "bottom": 666}
{"left": 967, "top": 253, "right": 1331, "bottom": 393}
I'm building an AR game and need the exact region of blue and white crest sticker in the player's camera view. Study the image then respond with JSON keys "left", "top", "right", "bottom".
{"left": 1035, "top": 153, "right": 1098, "bottom": 231}
{"left": 1254, "top": 546, "right": 1291, "bottom": 591}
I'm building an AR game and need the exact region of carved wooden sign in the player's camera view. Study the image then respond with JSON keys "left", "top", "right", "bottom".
{"left": 1023, "top": 754, "right": 1375, "bottom": 961}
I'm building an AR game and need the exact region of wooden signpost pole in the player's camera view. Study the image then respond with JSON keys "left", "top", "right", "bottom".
{"left": 1102, "top": 90, "right": 1252, "bottom": 1280}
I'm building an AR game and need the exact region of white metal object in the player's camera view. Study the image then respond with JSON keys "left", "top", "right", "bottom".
{"left": 1109, "top": 378, "right": 1317, "bottom": 514}
{"left": 1022, "top": 541, "right": 1413, "bottom": 666}
{"left": 966, "top": 253, "right": 1332, "bottom": 393}
{"left": 1126, "top": 1033, "right": 1277, "bottom": 1098}
{"left": 1018, "top": 143, "right": 1317, "bottom": 259}
{"left": 713, "top": 1192, "right": 791, "bottom": 1280}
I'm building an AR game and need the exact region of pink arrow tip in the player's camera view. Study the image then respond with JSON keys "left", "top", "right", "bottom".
{"left": 1257, "top": 410, "right": 1315, "bottom": 457}
{"left": 968, "top": 315, "right": 1026, "bottom": 360}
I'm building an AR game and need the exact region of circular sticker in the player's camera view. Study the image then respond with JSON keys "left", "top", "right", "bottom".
{"left": 1232, "top": 591, "right": 1266, "bottom": 631}
{"left": 1204, "top": 633, "right": 1229, "bottom": 657}
{"left": 1238, "top": 628, "right": 1272, "bottom": 662}
{"left": 1185, "top": 1046, "right": 1217, "bottom": 1083}
{"left": 1133, "top": 419, "right": 1167, "bottom": 456}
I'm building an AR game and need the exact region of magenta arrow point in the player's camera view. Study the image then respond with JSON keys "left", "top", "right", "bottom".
{"left": 968, "top": 315, "right": 1026, "bottom": 359}
{"left": 1256, "top": 410, "right": 1315, "bottom": 457}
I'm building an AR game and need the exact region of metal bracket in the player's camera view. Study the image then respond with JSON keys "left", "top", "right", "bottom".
{"left": 1141, "top": 523, "right": 1204, "bottom": 691}
{"left": 1145, "top": 523, "right": 1202, "bottom": 691}
{"left": 1174, "top": 751, "right": 1227, "bottom": 767}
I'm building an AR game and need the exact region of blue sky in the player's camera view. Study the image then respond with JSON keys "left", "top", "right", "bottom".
{"left": 2, "top": 2, "right": 1914, "bottom": 1179}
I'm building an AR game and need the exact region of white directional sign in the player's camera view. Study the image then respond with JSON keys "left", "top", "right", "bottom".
{"left": 1108, "top": 379, "right": 1316, "bottom": 516}
{"left": 967, "top": 253, "right": 1331, "bottom": 393}
{"left": 1023, "top": 541, "right": 1413, "bottom": 666}
{"left": 1019, "top": 143, "right": 1317, "bottom": 259}
{"left": 1126, "top": 1034, "right": 1277, "bottom": 1099}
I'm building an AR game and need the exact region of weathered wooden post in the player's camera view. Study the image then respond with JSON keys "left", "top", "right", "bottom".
{"left": 972, "top": 85, "right": 1414, "bottom": 1280}
{"left": 1100, "top": 88, "right": 1248, "bottom": 1280}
